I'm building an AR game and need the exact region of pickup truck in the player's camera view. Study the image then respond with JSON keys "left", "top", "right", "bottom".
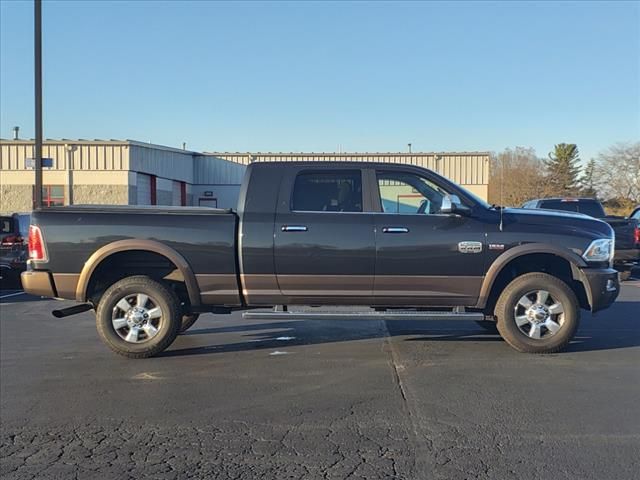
{"left": 1, "top": 213, "right": 30, "bottom": 287}
{"left": 521, "top": 198, "right": 640, "bottom": 279}
{"left": 22, "top": 162, "right": 620, "bottom": 358}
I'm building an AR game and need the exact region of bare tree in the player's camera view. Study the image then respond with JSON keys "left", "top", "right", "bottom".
{"left": 594, "top": 142, "right": 640, "bottom": 206}
{"left": 488, "top": 147, "right": 547, "bottom": 207}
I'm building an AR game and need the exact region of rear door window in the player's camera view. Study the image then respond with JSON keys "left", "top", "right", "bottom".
{"left": 291, "top": 171, "right": 363, "bottom": 212}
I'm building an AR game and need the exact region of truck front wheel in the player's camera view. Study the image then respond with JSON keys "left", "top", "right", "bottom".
{"left": 96, "top": 276, "right": 181, "bottom": 358}
{"left": 494, "top": 272, "right": 580, "bottom": 354}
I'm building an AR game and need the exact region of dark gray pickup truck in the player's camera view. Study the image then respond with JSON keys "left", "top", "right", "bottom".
{"left": 522, "top": 197, "right": 640, "bottom": 279}
{"left": 22, "top": 162, "right": 620, "bottom": 358}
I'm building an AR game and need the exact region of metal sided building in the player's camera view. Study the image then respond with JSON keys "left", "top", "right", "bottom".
{"left": 208, "top": 152, "right": 490, "bottom": 202}
{"left": 1, "top": 139, "right": 489, "bottom": 214}
{"left": 0, "top": 139, "right": 246, "bottom": 214}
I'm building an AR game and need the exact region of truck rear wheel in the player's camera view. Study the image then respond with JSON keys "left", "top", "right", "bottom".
{"left": 179, "top": 313, "right": 200, "bottom": 333}
{"left": 494, "top": 272, "right": 579, "bottom": 354}
{"left": 96, "top": 275, "right": 181, "bottom": 359}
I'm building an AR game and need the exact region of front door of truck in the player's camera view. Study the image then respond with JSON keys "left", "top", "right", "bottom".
{"left": 372, "top": 169, "right": 487, "bottom": 306}
{"left": 274, "top": 168, "right": 375, "bottom": 303}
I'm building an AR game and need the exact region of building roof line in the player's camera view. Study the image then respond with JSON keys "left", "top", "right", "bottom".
{"left": 204, "top": 151, "right": 491, "bottom": 157}
{"left": 0, "top": 138, "right": 199, "bottom": 155}
{"left": 1, "top": 140, "right": 490, "bottom": 157}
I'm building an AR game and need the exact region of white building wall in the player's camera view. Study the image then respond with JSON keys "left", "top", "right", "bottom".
{"left": 136, "top": 173, "right": 151, "bottom": 205}
{"left": 172, "top": 181, "right": 182, "bottom": 206}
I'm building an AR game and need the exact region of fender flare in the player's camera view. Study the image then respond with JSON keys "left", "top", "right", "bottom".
{"left": 76, "top": 239, "right": 201, "bottom": 306}
{"left": 476, "top": 243, "right": 587, "bottom": 309}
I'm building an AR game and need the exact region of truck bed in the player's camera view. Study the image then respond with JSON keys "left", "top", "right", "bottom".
{"left": 30, "top": 205, "right": 240, "bottom": 306}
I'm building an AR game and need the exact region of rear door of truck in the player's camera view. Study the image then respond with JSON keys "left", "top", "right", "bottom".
{"left": 273, "top": 166, "right": 376, "bottom": 303}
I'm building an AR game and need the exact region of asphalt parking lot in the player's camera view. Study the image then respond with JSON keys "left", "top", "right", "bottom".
{"left": 1, "top": 281, "right": 639, "bottom": 480}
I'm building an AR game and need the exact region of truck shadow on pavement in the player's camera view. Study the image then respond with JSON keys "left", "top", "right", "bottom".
{"left": 162, "top": 298, "right": 640, "bottom": 357}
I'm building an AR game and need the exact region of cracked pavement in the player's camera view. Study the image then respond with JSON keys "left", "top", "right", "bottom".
{"left": 1, "top": 281, "right": 639, "bottom": 479}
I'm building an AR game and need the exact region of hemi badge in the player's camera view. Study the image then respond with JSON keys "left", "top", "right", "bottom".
{"left": 489, "top": 243, "right": 505, "bottom": 250}
{"left": 458, "top": 241, "right": 483, "bottom": 254}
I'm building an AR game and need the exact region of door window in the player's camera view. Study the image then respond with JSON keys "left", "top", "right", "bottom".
{"left": 292, "top": 171, "right": 363, "bottom": 212}
{"left": 376, "top": 171, "right": 454, "bottom": 214}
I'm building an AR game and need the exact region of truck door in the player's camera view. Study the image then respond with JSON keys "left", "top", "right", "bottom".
{"left": 274, "top": 168, "right": 375, "bottom": 303}
{"left": 372, "top": 169, "right": 487, "bottom": 306}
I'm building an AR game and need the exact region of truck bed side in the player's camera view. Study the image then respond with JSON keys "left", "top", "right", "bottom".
{"left": 30, "top": 205, "right": 241, "bottom": 306}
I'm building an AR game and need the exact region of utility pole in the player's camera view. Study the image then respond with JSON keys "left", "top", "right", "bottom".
{"left": 34, "top": 0, "right": 43, "bottom": 208}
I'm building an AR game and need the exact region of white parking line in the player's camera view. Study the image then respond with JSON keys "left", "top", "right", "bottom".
{"left": 0, "top": 291, "right": 25, "bottom": 300}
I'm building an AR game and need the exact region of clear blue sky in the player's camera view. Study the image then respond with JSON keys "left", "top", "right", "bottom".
{"left": 1, "top": 1, "right": 639, "bottom": 161}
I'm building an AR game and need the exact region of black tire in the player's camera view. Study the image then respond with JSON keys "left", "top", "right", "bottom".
{"left": 494, "top": 272, "right": 580, "bottom": 354}
{"left": 96, "top": 275, "right": 181, "bottom": 359}
{"left": 475, "top": 319, "right": 498, "bottom": 333}
{"left": 179, "top": 313, "right": 200, "bottom": 334}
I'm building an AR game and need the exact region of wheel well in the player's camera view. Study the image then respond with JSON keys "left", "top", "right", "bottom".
{"left": 86, "top": 250, "right": 190, "bottom": 310}
{"left": 484, "top": 253, "right": 589, "bottom": 315}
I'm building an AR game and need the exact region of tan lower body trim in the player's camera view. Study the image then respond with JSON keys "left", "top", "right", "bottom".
{"left": 241, "top": 274, "right": 482, "bottom": 301}
{"left": 196, "top": 274, "right": 241, "bottom": 305}
{"left": 277, "top": 274, "right": 373, "bottom": 296}
{"left": 374, "top": 275, "right": 482, "bottom": 297}
{"left": 52, "top": 273, "right": 80, "bottom": 300}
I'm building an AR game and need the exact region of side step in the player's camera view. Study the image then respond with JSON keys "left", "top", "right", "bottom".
{"left": 52, "top": 303, "right": 93, "bottom": 318}
{"left": 243, "top": 308, "right": 486, "bottom": 321}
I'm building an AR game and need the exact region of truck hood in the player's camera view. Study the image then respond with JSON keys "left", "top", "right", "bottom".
{"left": 502, "top": 208, "right": 613, "bottom": 237}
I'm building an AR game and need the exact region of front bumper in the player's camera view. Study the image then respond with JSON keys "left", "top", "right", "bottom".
{"left": 579, "top": 268, "right": 620, "bottom": 313}
{"left": 21, "top": 270, "right": 57, "bottom": 297}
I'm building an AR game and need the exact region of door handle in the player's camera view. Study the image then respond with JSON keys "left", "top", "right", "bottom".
{"left": 382, "top": 227, "right": 409, "bottom": 233}
{"left": 281, "top": 225, "right": 308, "bottom": 232}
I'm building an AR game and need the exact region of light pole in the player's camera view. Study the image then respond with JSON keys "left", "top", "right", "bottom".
{"left": 65, "top": 144, "right": 76, "bottom": 205}
{"left": 34, "top": 0, "right": 43, "bottom": 208}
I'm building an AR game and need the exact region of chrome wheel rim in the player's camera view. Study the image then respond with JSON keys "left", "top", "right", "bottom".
{"left": 514, "top": 290, "right": 564, "bottom": 340}
{"left": 112, "top": 293, "right": 163, "bottom": 344}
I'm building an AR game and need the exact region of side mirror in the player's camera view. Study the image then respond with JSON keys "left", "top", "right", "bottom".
{"left": 441, "top": 195, "right": 470, "bottom": 215}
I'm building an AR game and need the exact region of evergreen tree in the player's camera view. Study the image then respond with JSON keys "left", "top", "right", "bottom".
{"left": 580, "top": 158, "right": 598, "bottom": 198}
{"left": 545, "top": 143, "right": 582, "bottom": 196}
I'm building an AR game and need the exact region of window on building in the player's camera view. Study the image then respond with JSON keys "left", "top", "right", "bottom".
{"left": 34, "top": 185, "right": 65, "bottom": 208}
{"left": 291, "top": 171, "right": 362, "bottom": 212}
